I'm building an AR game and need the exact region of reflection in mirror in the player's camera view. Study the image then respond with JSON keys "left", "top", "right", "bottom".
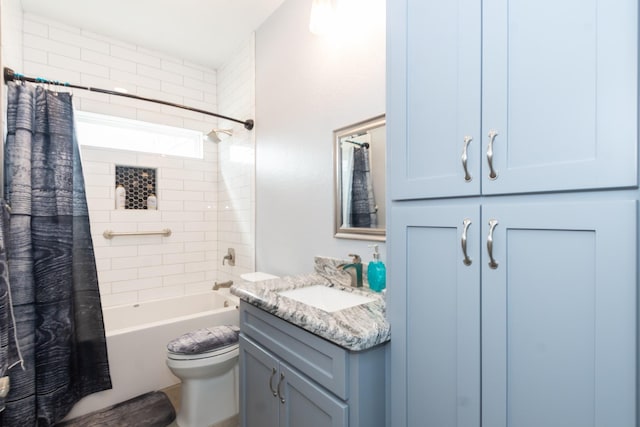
{"left": 334, "top": 114, "right": 385, "bottom": 241}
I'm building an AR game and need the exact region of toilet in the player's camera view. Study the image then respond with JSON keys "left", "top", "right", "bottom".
{"left": 166, "top": 325, "right": 240, "bottom": 427}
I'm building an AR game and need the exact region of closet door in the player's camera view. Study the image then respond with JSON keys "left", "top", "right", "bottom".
{"left": 481, "top": 0, "right": 638, "bottom": 194}
{"left": 388, "top": 0, "right": 481, "bottom": 200}
{"left": 481, "top": 200, "right": 637, "bottom": 427}
{"left": 389, "top": 203, "right": 480, "bottom": 427}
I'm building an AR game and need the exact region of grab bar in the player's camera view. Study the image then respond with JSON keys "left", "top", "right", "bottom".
{"left": 103, "top": 229, "right": 172, "bottom": 239}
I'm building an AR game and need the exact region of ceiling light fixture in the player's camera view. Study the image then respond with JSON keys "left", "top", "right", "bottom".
{"left": 309, "top": 0, "right": 335, "bottom": 36}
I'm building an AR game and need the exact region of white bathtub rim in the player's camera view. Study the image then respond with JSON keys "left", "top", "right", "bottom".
{"left": 103, "top": 291, "right": 239, "bottom": 336}
{"left": 107, "top": 306, "right": 237, "bottom": 337}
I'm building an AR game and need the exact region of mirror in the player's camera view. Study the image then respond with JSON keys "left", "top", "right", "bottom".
{"left": 334, "top": 114, "right": 386, "bottom": 241}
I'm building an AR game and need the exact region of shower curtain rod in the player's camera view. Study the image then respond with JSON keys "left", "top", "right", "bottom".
{"left": 345, "top": 139, "right": 370, "bottom": 148}
{"left": 3, "top": 67, "right": 254, "bottom": 130}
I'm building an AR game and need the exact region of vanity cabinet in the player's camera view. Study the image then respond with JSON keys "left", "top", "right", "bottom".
{"left": 239, "top": 302, "right": 387, "bottom": 427}
{"left": 388, "top": 0, "right": 638, "bottom": 201}
{"left": 241, "top": 336, "right": 347, "bottom": 427}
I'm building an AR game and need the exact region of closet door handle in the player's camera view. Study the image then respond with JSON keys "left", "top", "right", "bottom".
{"left": 487, "top": 219, "right": 499, "bottom": 269}
{"left": 487, "top": 130, "right": 498, "bottom": 180}
{"left": 461, "top": 136, "right": 473, "bottom": 182}
{"left": 277, "top": 372, "right": 286, "bottom": 404}
{"left": 461, "top": 218, "right": 472, "bottom": 266}
{"left": 268, "top": 367, "right": 277, "bottom": 396}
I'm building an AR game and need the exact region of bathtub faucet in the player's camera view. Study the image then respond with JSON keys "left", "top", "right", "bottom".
{"left": 213, "top": 280, "right": 234, "bottom": 290}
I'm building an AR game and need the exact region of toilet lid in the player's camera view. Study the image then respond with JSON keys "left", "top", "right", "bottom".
{"left": 167, "top": 325, "right": 239, "bottom": 355}
{"left": 167, "top": 343, "right": 239, "bottom": 361}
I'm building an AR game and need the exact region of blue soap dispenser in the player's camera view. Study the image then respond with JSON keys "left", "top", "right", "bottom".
{"left": 367, "top": 244, "right": 386, "bottom": 292}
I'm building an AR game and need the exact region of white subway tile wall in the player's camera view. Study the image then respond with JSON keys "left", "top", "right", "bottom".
{"left": 15, "top": 13, "right": 256, "bottom": 307}
{"left": 1, "top": 0, "right": 25, "bottom": 153}
{"left": 216, "top": 35, "right": 257, "bottom": 284}
{"left": 22, "top": 13, "right": 218, "bottom": 131}
{"left": 2, "top": 0, "right": 24, "bottom": 71}
{"left": 82, "top": 144, "right": 219, "bottom": 307}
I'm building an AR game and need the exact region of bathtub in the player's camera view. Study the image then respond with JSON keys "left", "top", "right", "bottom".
{"left": 65, "top": 291, "right": 239, "bottom": 420}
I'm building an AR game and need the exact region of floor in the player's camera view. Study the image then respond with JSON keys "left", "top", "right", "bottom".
{"left": 163, "top": 384, "right": 182, "bottom": 414}
{"left": 161, "top": 384, "right": 240, "bottom": 427}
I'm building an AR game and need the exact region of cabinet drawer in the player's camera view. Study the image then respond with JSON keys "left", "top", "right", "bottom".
{"left": 240, "top": 302, "right": 349, "bottom": 400}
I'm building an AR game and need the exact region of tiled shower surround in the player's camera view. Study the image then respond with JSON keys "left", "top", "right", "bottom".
{"left": 3, "top": 11, "right": 256, "bottom": 307}
{"left": 82, "top": 145, "right": 219, "bottom": 307}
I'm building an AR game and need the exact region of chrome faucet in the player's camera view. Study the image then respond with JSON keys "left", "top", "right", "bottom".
{"left": 337, "top": 254, "right": 363, "bottom": 288}
{"left": 222, "top": 248, "right": 236, "bottom": 266}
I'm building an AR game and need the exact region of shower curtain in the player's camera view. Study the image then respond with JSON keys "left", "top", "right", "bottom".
{"left": 350, "top": 146, "right": 377, "bottom": 228}
{"left": 341, "top": 145, "right": 354, "bottom": 228}
{"left": 2, "top": 82, "right": 112, "bottom": 426}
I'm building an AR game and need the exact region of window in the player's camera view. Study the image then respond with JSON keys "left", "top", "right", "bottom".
{"left": 75, "top": 111, "right": 204, "bottom": 159}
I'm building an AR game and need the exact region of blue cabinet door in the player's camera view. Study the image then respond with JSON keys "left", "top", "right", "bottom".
{"left": 389, "top": 203, "right": 481, "bottom": 426}
{"left": 481, "top": 200, "right": 637, "bottom": 427}
{"left": 389, "top": 0, "right": 638, "bottom": 200}
{"left": 240, "top": 335, "right": 279, "bottom": 427}
{"left": 241, "top": 335, "right": 349, "bottom": 427}
{"left": 481, "top": 0, "right": 638, "bottom": 194}
{"left": 279, "top": 363, "right": 348, "bottom": 427}
{"left": 388, "top": 0, "right": 482, "bottom": 200}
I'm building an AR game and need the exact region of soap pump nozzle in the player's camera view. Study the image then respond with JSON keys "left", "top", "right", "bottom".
{"left": 369, "top": 244, "right": 380, "bottom": 261}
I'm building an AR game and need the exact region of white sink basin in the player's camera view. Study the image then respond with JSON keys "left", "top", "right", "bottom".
{"left": 278, "top": 285, "right": 376, "bottom": 313}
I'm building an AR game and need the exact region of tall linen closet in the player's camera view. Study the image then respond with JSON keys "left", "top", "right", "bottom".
{"left": 387, "top": 1, "right": 638, "bottom": 426}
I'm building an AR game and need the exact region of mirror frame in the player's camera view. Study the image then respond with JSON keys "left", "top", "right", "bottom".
{"left": 333, "top": 114, "right": 386, "bottom": 241}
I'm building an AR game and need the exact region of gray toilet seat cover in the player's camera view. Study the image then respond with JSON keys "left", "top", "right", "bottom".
{"left": 167, "top": 325, "right": 240, "bottom": 354}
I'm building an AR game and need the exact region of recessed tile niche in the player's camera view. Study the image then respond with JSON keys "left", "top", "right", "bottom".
{"left": 115, "top": 166, "right": 157, "bottom": 210}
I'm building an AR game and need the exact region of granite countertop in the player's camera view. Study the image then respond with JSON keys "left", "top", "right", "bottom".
{"left": 230, "top": 257, "right": 390, "bottom": 352}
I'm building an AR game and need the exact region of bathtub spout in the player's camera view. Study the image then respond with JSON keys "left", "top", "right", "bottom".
{"left": 213, "top": 280, "right": 234, "bottom": 291}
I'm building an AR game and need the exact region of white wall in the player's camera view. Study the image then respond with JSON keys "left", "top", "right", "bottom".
{"left": 1, "top": 0, "right": 23, "bottom": 71}
{"left": 255, "top": 0, "right": 386, "bottom": 276}
{"left": 2, "top": 12, "right": 256, "bottom": 307}
{"left": 1, "top": 0, "right": 24, "bottom": 187}
{"left": 216, "top": 35, "right": 257, "bottom": 284}
{"left": 80, "top": 145, "right": 219, "bottom": 307}
{"left": 21, "top": 13, "right": 218, "bottom": 131}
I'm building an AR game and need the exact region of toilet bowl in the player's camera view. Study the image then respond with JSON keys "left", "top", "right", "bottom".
{"left": 166, "top": 327, "right": 240, "bottom": 427}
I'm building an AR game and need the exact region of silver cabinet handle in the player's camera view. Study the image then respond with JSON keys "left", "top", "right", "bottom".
{"left": 487, "top": 130, "right": 498, "bottom": 180}
{"left": 268, "top": 367, "right": 277, "bottom": 396}
{"left": 462, "top": 136, "right": 473, "bottom": 182}
{"left": 461, "top": 218, "right": 472, "bottom": 266}
{"left": 277, "top": 372, "right": 285, "bottom": 404}
{"left": 487, "top": 219, "right": 499, "bottom": 269}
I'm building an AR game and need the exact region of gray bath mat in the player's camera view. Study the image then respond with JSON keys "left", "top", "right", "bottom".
{"left": 55, "top": 391, "right": 176, "bottom": 427}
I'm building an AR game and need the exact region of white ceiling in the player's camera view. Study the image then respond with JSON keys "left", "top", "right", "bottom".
{"left": 19, "top": 0, "right": 287, "bottom": 69}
